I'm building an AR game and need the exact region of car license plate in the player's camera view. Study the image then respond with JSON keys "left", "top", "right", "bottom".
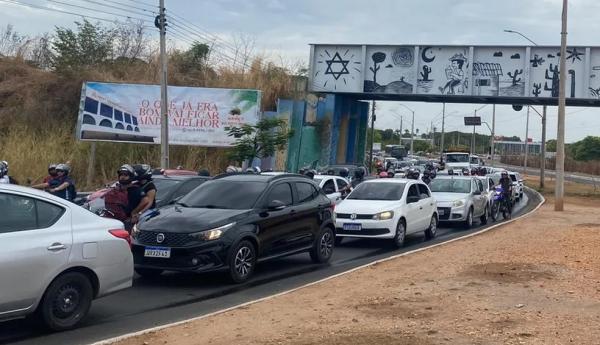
{"left": 343, "top": 223, "right": 362, "bottom": 231}
{"left": 144, "top": 246, "right": 171, "bottom": 258}
{"left": 438, "top": 209, "right": 445, "bottom": 215}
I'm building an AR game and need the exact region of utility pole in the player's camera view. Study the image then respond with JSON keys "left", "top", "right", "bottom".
{"left": 158, "top": 0, "right": 169, "bottom": 169}
{"left": 540, "top": 105, "right": 547, "bottom": 189}
{"left": 471, "top": 109, "right": 477, "bottom": 156}
{"left": 399, "top": 117, "right": 403, "bottom": 145}
{"left": 410, "top": 110, "right": 415, "bottom": 156}
{"left": 490, "top": 104, "right": 496, "bottom": 162}
{"left": 555, "top": 0, "right": 568, "bottom": 211}
{"left": 524, "top": 106, "right": 530, "bottom": 174}
{"left": 440, "top": 103, "right": 446, "bottom": 157}
{"left": 369, "top": 101, "right": 376, "bottom": 173}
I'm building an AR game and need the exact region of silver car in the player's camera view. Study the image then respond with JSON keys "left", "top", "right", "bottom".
{"left": 0, "top": 184, "right": 133, "bottom": 331}
{"left": 429, "top": 176, "right": 489, "bottom": 228}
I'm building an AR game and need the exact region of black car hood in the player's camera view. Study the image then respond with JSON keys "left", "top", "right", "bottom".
{"left": 140, "top": 206, "right": 252, "bottom": 233}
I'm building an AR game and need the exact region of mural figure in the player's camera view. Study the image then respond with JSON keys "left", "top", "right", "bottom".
{"left": 421, "top": 46, "right": 436, "bottom": 63}
{"left": 532, "top": 83, "right": 542, "bottom": 97}
{"left": 438, "top": 53, "right": 468, "bottom": 95}
{"left": 589, "top": 87, "right": 600, "bottom": 98}
{"left": 420, "top": 65, "right": 432, "bottom": 81}
{"left": 507, "top": 69, "right": 523, "bottom": 86}
{"left": 530, "top": 54, "right": 545, "bottom": 67}
{"left": 544, "top": 63, "right": 559, "bottom": 97}
{"left": 565, "top": 48, "right": 584, "bottom": 63}
{"left": 392, "top": 47, "right": 414, "bottom": 67}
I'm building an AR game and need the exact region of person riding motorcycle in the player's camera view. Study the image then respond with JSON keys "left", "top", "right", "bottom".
{"left": 339, "top": 167, "right": 350, "bottom": 179}
{"left": 350, "top": 167, "right": 366, "bottom": 188}
{"left": 131, "top": 164, "right": 157, "bottom": 224}
{"left": 0, "top": 161, "right": 9, "bottom": 184}
{"left": 46, "top": 164, "right": 76, "bottom": 201}
{"left": 406, "top": 168, "right": 420, "bottom": 180}
{"left": 422, "top": 170, "right": 433, "bottom": 184}
{"left": 32, "top": 164, "right": 59, "bottom": 189}
{"left": 304, "top": 169, "right": 317, "bottom": 179}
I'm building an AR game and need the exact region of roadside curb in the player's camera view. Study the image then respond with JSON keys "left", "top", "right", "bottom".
{"left": 92, "top": 188, "right": 546, "bottom": 345}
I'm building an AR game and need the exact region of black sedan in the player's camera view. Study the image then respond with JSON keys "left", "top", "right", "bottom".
{"left": 131, "top": 173, "right": 336, "bottom": 283}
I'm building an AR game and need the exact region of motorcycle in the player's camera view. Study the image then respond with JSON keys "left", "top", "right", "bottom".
{"left": 490, "top": 186, "right": 512, "bottom": 221}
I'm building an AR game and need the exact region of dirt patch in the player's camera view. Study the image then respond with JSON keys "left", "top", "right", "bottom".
{"left": 575, "top": 223, "right": 600, "bottom": 228}
{"left": 354, "top": 297, "right": 434, "bottom": 319}
{"left": 265, "top": 332, "right": 435, "bottom": 345}
{"left": 460, "top": 262, "right": 556, "bottom": 283}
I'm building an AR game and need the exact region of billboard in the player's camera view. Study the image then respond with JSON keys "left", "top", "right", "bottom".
{"left": 76, "top": 82, "right": 261, "bottom": 146}
{"left": 309, "top": 44, "right": 600, "bottom": 105}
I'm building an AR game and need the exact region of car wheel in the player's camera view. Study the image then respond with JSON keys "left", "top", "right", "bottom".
{"left": 38, "top": 272, "right": 93, "bottom": 331}
{"left": 464, "top": 208, "right": 474, "bottom": 229}
{"left": 310, "top": 227, "right": 334, "bottom": 263}
{"left": 424, "top": 215, "right": 437, "bottom": 240}
{"left": 490, "top": 202, "right": 499, "bottom": 222}
{"left": 334, "top": 236, "right": 344, "bottom": 246}
{"left": 480, "top": 205, "right": 489, "bottom": 225}
{"left": 135, "top": 268, "right": 163, "bottom": 278}
{"left": 228, "top": 240, "right": 256, "bottom": 283}
{"left": 393, "top": 220, "right": 407, "bottom": 248}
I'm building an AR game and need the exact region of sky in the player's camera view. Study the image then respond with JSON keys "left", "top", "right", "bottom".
{"left": 2, "top": 0, "right": 600, "bottom": 143}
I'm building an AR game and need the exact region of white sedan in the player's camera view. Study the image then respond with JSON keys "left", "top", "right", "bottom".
{"left": 334, "top": 179, "right": 438, "bottom": 248}
{"left": 0, "top": 184, "right": 133, "bottom": 331}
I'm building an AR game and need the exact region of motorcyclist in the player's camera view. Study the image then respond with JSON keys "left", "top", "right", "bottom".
{"left": 498, "top": 171, "right": 514, "bottom": 211}
{"left": 422, "top": 170, "right": 433, "bottom": 184}
{"left": 0, "top": 161, "right": 9, "bottom": 184}
{"left": 406, "top": 168, "right": 420, "bottom": 180}
{"left": 197, "top": 169, "right": 210, "bottom": 177}
{"left": 117, "top": 164, "right": 141, "bottom": 229}
{"left": 47, "top": 164, "right": 76, "bottom": 201}
{"left": 327, "top": 168, "right": 335, "bottom": 176}
{"left": 351, "top": 167, "right": 366, "bottom": 188}
{"left": 32, "top": 164, "right": 59, "bottom": 189}
{"left": 131, "top": 164, "right": 157, "bottom": 224}
{"left": 339, "top": 167, "right": 350, "bottom": 179}
{"left": 304, "top": 169, "right": 317, "bottom": 179}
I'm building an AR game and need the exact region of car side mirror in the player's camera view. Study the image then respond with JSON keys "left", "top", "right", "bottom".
{"left": 473, "top": 190, "right": 482, "bottom": 196}
{"left": 407, "top": 196, "right": 420, "bottom": 204}
{"left": 267, "top": 200, "right": 287, "bottom": 211}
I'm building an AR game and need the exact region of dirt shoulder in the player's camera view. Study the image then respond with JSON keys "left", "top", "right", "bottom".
{"left": 112, "top": 193, "right": 600, "bottom": 345}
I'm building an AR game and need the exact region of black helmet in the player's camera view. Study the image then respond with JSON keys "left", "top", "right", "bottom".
{"left": 305, "top": 169, "right": 316, "bottom": 179}
{"left": 406, "top": 168, "right": 420, "bottom": 180}
{"left": 198, "top": 169, "right": 210, "bottom": 177}
{"left": 327, "top": 169, "right": 335, "bottom": 175}
{"left": 133, "top": 164, "right": 152, "bottom": 181}
{"left": 339, "top": 167, "right": 349, "bottom": 178}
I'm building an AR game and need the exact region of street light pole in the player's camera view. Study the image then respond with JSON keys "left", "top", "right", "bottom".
{"left": 555, "top": 0, "right": 568, "bottom": 211}
{"left": 491, "top": 104, "right": 496, "bottom": 162}
{"left": 524, "top": 106, "right": 530, "bottom": 174}
{"left": 440, "top": 103, "right": 446, "bottom": 157}
{"left": 541, "top": 106, "right": 547, "bottom": 189}
{"left": 410, "top": 110, "right": 415, "bottom": 155}
{"left": 369, "top": 101, "right": 376, "bottom": 174}
{"left": 158, "top": 0, "right": 169, "bottom": 169}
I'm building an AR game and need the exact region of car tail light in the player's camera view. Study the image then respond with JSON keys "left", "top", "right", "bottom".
{"left": 109, "top": 229, "right": 131, "bottom": 248}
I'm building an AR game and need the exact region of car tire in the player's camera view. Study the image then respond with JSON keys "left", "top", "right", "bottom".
{"left": 334, "top": 236, "right": 344, "bottom": 246}
{"left": 424, "top": 215, "right": 437, "bottom": 240}
{"left": 464, "top": 208, "right": 474, "bottom": 229}
{"left": 490, "top": 201, "right": 499, "bottom": 222}
{"left": 38, "top": 272, "right": 93, "bottom": 331}
{"left": 228, "top": 240, "right": 256, "bottom": 283}
{"left": 135, "top": 268, "right": 164, "bottom": 278}
{"left": 480, "top": 205, "right": 489, "bottom": 225}
{"left": 393, "top": 220, "right": 407, "bottom": 248}
{"left": 310, "top": 227, "right": 335, "bottom": 264}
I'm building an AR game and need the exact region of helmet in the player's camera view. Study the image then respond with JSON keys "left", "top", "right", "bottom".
{"left": 327, "top": 169, "right": 335, "bottom": 175}
{"left": 0, "top": 161, "right": 7, "bottom": 177}
{"left": 198, "top": 169, "right": 210, "bottom": 177}
{"left": 305, "top": 169, "right": 316, "bottom": 179}
{"left": 387, "top": 171, "right": 395, "bottom": 178}
{"left": 298, "top": 168, "right": 306, "bottom": 175}
{"left": 253, "top": 166, "right": 262, "bottom": 174}
{"left": 379, "top": 171, "right": 388, "bottom": 178}
{"left": 56, "top": 163, "right": 71, "bottom": 175}
{"left": 339, "top": 167, "right": 349, "bottom": 178}
{"left": 501, "top": 171, "right": 508, "bottom": 176}
{"left": 406, "top": 168, "right": 420, "bottom": 180}
{"left": 117, "top": 164, "right": 135, "bottom": 177}
{"left": 48, "top": 163, "right": 57, "bottom": 171}
{"left": 226, "top": 165, "right": 237, "bottom": 173}
{"left": 133, "top": 164, "right": 152, "bottom": 181}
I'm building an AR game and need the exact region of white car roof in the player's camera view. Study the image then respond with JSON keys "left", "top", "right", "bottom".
{"left": 434, "top": 175, "right": 473, "bottom": 180}
{"left": 261, "top": 171, "right": 287, "bottom": 176}
{"left": 363, "top": 178, "right": 415, "bottom": 184}
{"left": 0, "top": 184, "right": 73, "bottom": 206}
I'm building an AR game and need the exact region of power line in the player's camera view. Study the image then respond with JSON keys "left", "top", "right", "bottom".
{"left": 45, "top": 0, "right": 154, "bottom": 22}
{"left": 77, "top": 0, "right": 155, "bottom": 19}
{"left": 123, "top": 0, "right": 156, "bottom": 10}
{"left": 101, "top": 0, "right": 156, "bottom": 14}
{"left": 0, "top": 0, "right": 142, "bottom": 24}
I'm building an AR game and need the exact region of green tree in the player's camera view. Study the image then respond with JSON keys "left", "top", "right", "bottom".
{"left": 413, "top": 140, "right": 431, "bottom": 153}
{"left": 52, "top": 20, "right": 114, "bottom": 73}
{"left": 572, "top": 136, "right": 600, "bottom": 161}
{"left": 546, "top": 139, "right": 557, "bottom": 152}
{"left": 225, "top": 118, "right": 294, "bottom": 165}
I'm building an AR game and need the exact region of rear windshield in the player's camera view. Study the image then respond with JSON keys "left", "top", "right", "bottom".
{"left": 510, "top": 175, "right": 517, "bottom": 182}
{"left": 347, "top": 182, "right": 406, "bottom": 201}
{"left": 179, "top": 180, "right": 266, "bottom": 210}
{"left": 446, "top": 154, "right": 469, "bottom": 163}
{"left": 429, "top": 179, "right": 471, "bottom": 194}
{"left": 153, "top": 179, "right": 181, "bottom": 201}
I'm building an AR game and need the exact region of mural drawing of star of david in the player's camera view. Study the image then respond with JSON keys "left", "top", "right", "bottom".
{"left": 324, "top": 52, "right": 350, "bottom": 80}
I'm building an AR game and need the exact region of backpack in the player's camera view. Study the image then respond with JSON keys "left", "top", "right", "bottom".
{"left": 103, "top": 187, "right": 130, "bottom": 222}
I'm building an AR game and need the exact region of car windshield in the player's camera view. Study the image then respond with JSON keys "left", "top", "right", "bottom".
{"left": 446, "top": 154, "right": 470, "bottom": 163}
{"left": 347, "top": 182, "right": 406, "bottom": 201}
{"left": 153, "top": 179, "right": 181, "bottom": 201}
{"left": 470, "top": 157, "right": 480, "bottom": 164}
{"left": 179, "top": 180, "right": 266, "bottom": 209}
{"left": 429, "top": 179, "right": 471, "bottom": 193}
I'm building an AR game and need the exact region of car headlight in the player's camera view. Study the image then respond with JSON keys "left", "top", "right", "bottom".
{"left": 373, "top": 211, "right": 394, "bottom": 220}
{"left": 131, "top": 223, "right": 140, "bottom": 238}
{"left": 453, "top": 200, "right": 465, "bottom": 207}
{"left": 190, "top": 222, "right": 236, "bottom": 241}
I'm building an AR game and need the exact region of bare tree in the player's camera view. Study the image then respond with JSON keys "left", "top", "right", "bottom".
{"left": 231, "top": 32, "right": 256, "bottom": 73}
{"left": 113, "top": 20, "right": 151, "bottom": 61}
{"left": 0, "top": 24, "right": 26, "bottom": 57}
{"left": 28, "top": 33, "right": 53, "bottom": 69}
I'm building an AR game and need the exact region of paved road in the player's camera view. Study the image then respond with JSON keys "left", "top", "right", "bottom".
{"left": 494, "top": 163, "right": 600, "bottom": 186}
{"left": 0, "top": 193, "right": 538, "bottom": 345}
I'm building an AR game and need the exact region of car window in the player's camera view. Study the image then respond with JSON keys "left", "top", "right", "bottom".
{"left": 296, "top": 182, "right": 319, "bottom": 203}
{"left": 417, "top": 184, "right": 431, "bottom": 199}
{"left": 267, "top": 183, "right": 293, "bottom": 206}
{"left": 488, "top": 179, "right": 495, "bottom": 190}
{"left": 336, "top": 178, "right": 348, "bottom": 190}
{"left": 429, "top": 179, "right": 471, "bottom": 193}
{"left": 172, "top": 179, "right": 207, "bottom": 199}
{"left": 322, "top": 179, "right": 336, "bottom": 195}
{"left": 0, "top": 193, "right": 64, "bottom": 233}
{"left": 347, "top": 182, "right": 406, "bottom": 201}
{"left": 180, "top": 180, "right": 266, "bottom": 210}
{"left": 407, "top": 184, "right": 419, "bottom": 202}
{"left": 510, "top": 174, "right": 517, "bottom": 182}
{"left": 477, "top": 180, "right": 484, "bottom": 192}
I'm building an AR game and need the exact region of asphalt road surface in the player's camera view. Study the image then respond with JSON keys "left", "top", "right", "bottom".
{"left": 494, "top": 162, "right": 599, "bottom": 186}
{"left": 0, "top": 192, "right": 539, "bottom": 345}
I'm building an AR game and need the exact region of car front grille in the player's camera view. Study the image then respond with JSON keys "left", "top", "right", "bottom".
{"left": 136, "top": 230, "right": 194, "bottom": 247}
{"left": 336, "top": 213, "right": 374, "bottom": 220}
{"left": 437, "top": 207, "right": 451, "bottom": 220}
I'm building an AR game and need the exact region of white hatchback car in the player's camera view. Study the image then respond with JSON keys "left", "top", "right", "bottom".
{"left": 313, "top": 175, "right": 351, "bottom": 204}
{"left": 334, "top": 179, "right": 438, "bottom": 248}
{"left": 0, "top": 184, "right": 133, "bottom": 331}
